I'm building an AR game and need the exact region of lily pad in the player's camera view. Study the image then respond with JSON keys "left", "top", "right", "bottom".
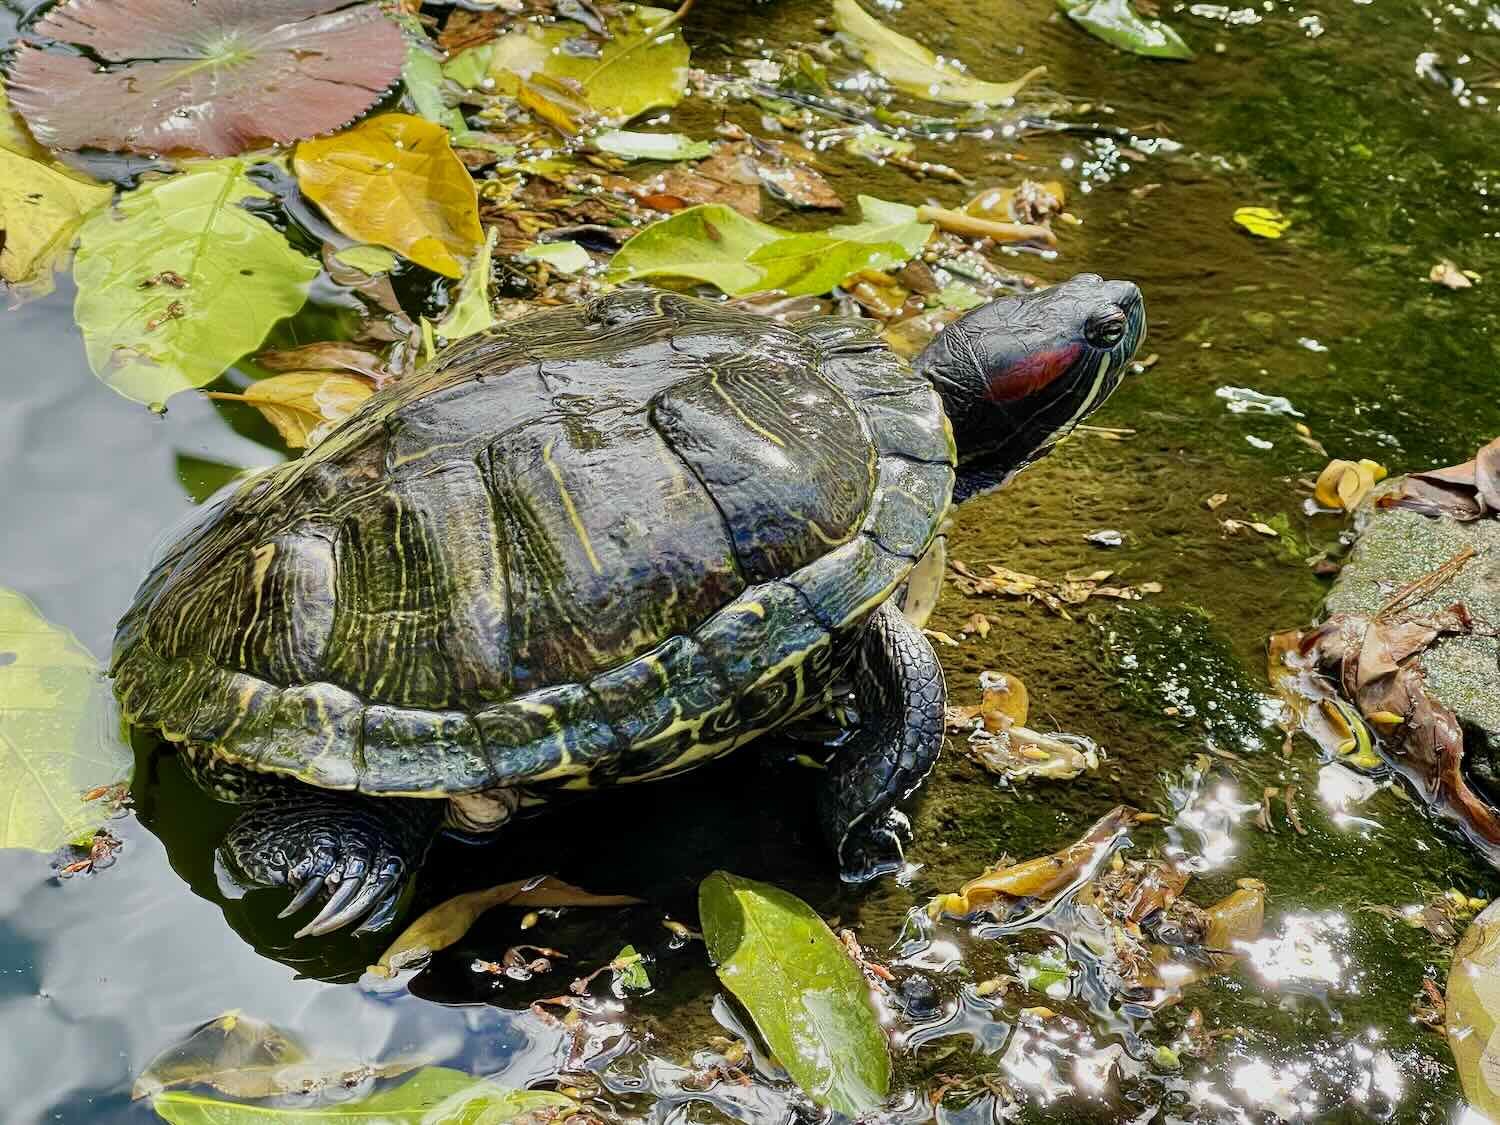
{"left": 0, "top": 587, "right": 131, "bottom": 853}
{"left": 832, "top": 0, "right": 1044, "bottom": 105}
{"left": 699, "top": 871, "right": 891, "bottom": 1116}
{"left": 295, "top": 113, "right": 483, "bottom": 279}
{"left": 6, "top": 0, "right": 406, "bottom": 157}
{"left": 478, "top": 6, "right": 690, "bottom": 123}
{"left": 149, "top": 1066, "right": 575, "bottom": 1124}
{"left": 1058, "top": 0, "right": 1194, "bottom": 58}
{"left": 72, "top": 160, "right": 320, "bottom": 407}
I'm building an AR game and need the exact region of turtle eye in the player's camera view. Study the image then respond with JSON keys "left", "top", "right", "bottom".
{"left": 1085, "top": 306, "right": 1127, "bottom": 348}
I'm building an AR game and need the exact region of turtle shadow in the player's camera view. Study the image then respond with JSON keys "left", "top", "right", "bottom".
{"left": 130, "top": 733, "right": 851, "bottom": 985}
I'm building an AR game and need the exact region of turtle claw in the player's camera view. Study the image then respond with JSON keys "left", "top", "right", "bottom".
{"left": 296, "top": 856, "right": 403, "bottom": 938}
{"left": 278, "top": 874, "right": 326, "bottom": 919}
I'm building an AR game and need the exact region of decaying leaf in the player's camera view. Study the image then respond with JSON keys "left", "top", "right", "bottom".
{"left": 73, "top": 160, "right": 319, "bottom": 407}
{"left": 594, "top": 130, "right": 712, "bottom": 161}
{"left": 8, "top": 0, "right": 405, "bottom": 157}
{"left": 947, "top": 671, "right": 1102, "bottom": 781}
{"left": 1378, "top": 436, "right": 1500, "bottom": 521}
{"left": 0, "top": 587, "right": 132, "bottom": 852}
{"left": 207, "top": 372, "right": 375, "bottom": 450}
{"left": 928, "top": 806, "right": 1143, "bottom": 919}
{"left": 699, "top": 871, "right": 891, "bottom": 1116}
{"left": 295, "top": 114, "right": 483, "bottom": 279}
{"left": 255, "top": 342, "right": 390, "bottom": 386}
{"left": 370, "top": 876, "right": 641, "bottom": 977}
{"left": 832, "top": 0, "right": 1044, "bottom": 105}
{"left": 948, "top": 560, "right": 1162, "bottom": 617}
{"left": 1313, "top": 458, "right": 1388, "bottom": 512}
{"left": 436, "top": 227, "right": 498, "bottom": 341}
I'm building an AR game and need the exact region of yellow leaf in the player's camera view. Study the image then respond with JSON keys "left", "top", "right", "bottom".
{"left": 370, "top": 876, "right": 642, "bottom": 977}
{"left": 208, "top": 372, "right": 374, "bottom": 450}
{"left": 832, "top": 0, "right": 1043, "bottom": 105}
{"left": 978, "top": 670, "right": 1028, "bottom": 731}
{"left": 0, "top": 146, "right": 111, "bottom": 297}
{"left": 1313, "top": 456, "right": 1388, "bottom": 512}
{"left": 294, "top": 114, "right": 482, "bottom": 278}
{"left": 484, "top": 7, "right": 689, "bottom": 123}
{"left": 1232, "top": 206, "right": 1291, "bottom": 239}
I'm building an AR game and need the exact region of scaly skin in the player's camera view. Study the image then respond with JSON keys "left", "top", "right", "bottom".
{"left": 819, "top": 601, "right": 946, "bottom": 881}
{"left": 181, "top": 747, "right": 442, "bottom": 937}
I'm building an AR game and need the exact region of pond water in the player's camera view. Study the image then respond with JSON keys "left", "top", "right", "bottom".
{"left": 3, "top": 0, "right": 1500, "bottom": 1120}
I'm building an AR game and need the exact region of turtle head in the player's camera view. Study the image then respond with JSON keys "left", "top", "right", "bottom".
{"left": 913, "top": 273, "right": 1145, "bottom": 476}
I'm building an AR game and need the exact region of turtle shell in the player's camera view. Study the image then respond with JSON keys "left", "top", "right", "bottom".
{"left": 110, "top": 291, "right": 956, "bottom": 795}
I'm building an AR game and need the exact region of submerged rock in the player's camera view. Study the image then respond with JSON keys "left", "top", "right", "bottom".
{"left": 1327, "top": 483, "right": 1500, "bottom": 754}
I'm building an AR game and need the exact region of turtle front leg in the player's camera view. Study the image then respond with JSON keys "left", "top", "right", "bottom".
{"left": 818, "top": 600, "right": 946, "bottom": 882}
{"left": 180, "top": 748, "right": 443, "bottom": 937}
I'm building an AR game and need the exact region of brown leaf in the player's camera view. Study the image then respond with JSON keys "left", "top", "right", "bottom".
{"left": 256, "top": 342, "right": 387, "bottom": 383}
{"left": 928, "top": 806, "right": 1141, "bottom": 919}
{"left": 206, "top": 372, "right": 375, "bottom": 450}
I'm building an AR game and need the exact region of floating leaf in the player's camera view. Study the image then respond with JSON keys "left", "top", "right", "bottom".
{"left": 482, "top": 6, "right": 690, "bottom": 123}
{"left": 1232, "top": 206, "right": 1291, "bottom": 239}
{"left": 207, "top": 372, "right": 374, "bottom": 450}
{"left": 521, "top": 241, "right": 591, "bottom": 274}
{"left": 699, "top": 871, "right": 891, "bottom": 1116}
{"left": 605, "top": 204, "right": 782, "bottom": 293}
{"left": 133, "top": 1011, "right": 424, "bottom": 1101}
{"left": 149, "top": 1066, "right": 574, "bottom": 1124}
{"left": 331, "top": 244, "right": 399, "bottom": 276}
{"left": 1448, "top": 900, "right": 1500, "bottom": 1119}
{"left": 436, "top": 228, "right": 498, "bottom": 341}
{"left": 0, "top": 587, "right": 131, "bottom": 853}
{"left": 832, "top": 0, "right": 1044, "bottom": 105}
{"left": 613, "top": 945, "right": 652, "bottom": 992}
{"left": 607, "top": 196, "right": 929, "bottom": 296}
{"left": 0, "top": 147, "right": 112, "bottom": 299}
{"left": 1430, "top": 259, "right": 1478, "bottom": 290}
{"left": 371, "top": 876, "right": 641, "bottom": 977}
{"left": 1057, "top": 0, "right": 1194, "bottom": 59}
{"left": 7, "top": 0, "right": 405, "bottom": 157}
{"left": 593, "top": 130, "right": 713, "bottom": 161}
{"left": 402, "top": 40, "right": 467, "bottom": 134}
{"left": 72, "top": 160, "right": 319, "bottom": 407}
{"left": 295, "top": 113, "right": 483, "bottom": 279}
{"left": 1313, "top": 458, "right": 1387, "bottom": 512}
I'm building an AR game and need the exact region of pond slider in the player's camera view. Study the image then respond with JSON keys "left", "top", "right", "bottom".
{"left": 111, "top": 275, "right": 1145, "bottom": 938}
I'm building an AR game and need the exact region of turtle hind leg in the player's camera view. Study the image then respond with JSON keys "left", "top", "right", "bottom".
{"left": 180, "top": 748, "right": 443, "bottom": 937}
{"left": 818, "top": 600, "right": 945, "bottom": 882}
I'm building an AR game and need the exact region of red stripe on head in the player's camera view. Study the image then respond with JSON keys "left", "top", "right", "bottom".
{"left": 983, "top": 342, "right": 1084, "bottom": 403}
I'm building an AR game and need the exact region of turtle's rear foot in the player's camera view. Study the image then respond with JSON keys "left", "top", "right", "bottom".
{"left": 219, "top": 792, "right": 443, "bottom": 938}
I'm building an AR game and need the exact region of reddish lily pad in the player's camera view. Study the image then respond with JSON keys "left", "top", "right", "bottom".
{"left": 6, "top": 0, "right": 404, "bottom": 157}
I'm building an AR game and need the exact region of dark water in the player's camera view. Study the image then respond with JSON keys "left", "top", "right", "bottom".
{"left": 3, "top": 0, "right": 1500, "bottom": 1119}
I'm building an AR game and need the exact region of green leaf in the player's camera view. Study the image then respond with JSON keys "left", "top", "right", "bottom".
{"left": 1057, "top": 0, "right": 1194, "bottom": 59}
{"left": 831, "top": 194, "right": 934, "bottom": 259}
{"left": 605, "top": 204, "right": 782, "bottom": 293}
{"left": 593, "top": 130, "right": 712, "bottom": 161}
{"left": 934, "top": 281, "right": 985, "bottom": 309}
{"left": 832, "top": 0, "right": 1044, "bottom": 104}
{"left": 1017, "top": 950, "right": 1072, "bottom": 997}
{"left": 331, "top": 244, "right": 399, "bottom": 276}
{"left": 442, "top": 45, "right": 494, "bottom": 91}
{"left": 403, "top": 43, "right": 467, "bottom": 133}
{"left": 437, "top": 227, "right": 498, "bottom": 341}
{"left": 174, "top": 455, "right": 248, "bottom": 505}
{"left": 73, "top": 160, "right": 319, "bottom": 407}
{"left": 613, "top": 945, "right": 651, "bottom": 992}
{"left": 150, "top": 1066, "right": 574, "bottom": 1124}
{"left": 520, "top": 241, "right": 591, "bottom": 274}
{"left": 698, "top": 871, "right": 890, "bottom": 1116}
{"left": 0, "top": 587, "right": 132, "bottom": 852}
{"left": 747, "top": 233, "right": 904, "bottom": 297}
{"left": 484, "top": 7, "right": 690, "bottom": 123}
{"left": 1449, "top": 901, "right": 1500, "bottom": 1119}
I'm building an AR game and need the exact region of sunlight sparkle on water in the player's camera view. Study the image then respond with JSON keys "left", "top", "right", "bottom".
{"left": 1237, "top": 913, "right": 1352, "bottom": 990}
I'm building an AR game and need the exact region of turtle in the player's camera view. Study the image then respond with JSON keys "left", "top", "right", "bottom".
{"left": 111, "top": 273, "right": 1145, "bottom": 939}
